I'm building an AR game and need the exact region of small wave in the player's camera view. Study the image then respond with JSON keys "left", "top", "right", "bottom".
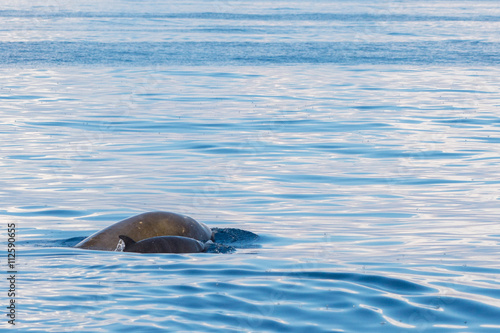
{"left": 3, "top": 41, "right": 499, "bottom": 66}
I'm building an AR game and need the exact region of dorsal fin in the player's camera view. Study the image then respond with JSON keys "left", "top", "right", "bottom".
{"left": 119, "top": 235, "right": 136, "bottom": 249}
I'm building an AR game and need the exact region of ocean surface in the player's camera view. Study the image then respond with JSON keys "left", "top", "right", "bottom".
{"left": 2, "top": 0, "right": 500, "bottom": 331}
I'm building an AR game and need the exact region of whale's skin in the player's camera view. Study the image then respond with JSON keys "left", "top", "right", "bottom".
{"left": 119, "top": 235, "right": 206, "bottom": 253}
{"left": 74, "top": 211, "right": 213, "bottom": 251}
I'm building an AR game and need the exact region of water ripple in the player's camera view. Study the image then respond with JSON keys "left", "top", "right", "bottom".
{"left": 2, "top": 0, "right": 500, "bottom": 331}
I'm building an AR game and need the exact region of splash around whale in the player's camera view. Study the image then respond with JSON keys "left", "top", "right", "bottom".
{"left": 74, "top": 211, "right": 214, "bottom": 253}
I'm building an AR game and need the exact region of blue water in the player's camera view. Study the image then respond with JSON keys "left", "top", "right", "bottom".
{"left": 2, "top": 0, "right": 500, "bottom": 331}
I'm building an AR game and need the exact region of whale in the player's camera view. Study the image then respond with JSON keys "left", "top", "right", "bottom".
{"left": 119, "top": 235, "right": 207, "bottom": 253}
{"left": 74, "top": 211, "right": 213, "bottom": 251}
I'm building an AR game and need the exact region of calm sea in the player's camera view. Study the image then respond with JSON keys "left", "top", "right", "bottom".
{"left": 1, "top": 0, "right": 500, "bottom": 331}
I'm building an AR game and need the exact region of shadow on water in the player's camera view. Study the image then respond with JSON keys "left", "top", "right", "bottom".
{"left": 29, "top": 228, "right": 259, "bottom": 254}
{"left": 209, "top": 227, "right": 260, "bottom": 253}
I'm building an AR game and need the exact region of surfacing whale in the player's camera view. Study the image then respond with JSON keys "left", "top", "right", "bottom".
{"left": 119, "top": 235, "right": 207, "bottom": 253}
{"left": 74, "top": 211, "right": 213, "bottom": 251}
